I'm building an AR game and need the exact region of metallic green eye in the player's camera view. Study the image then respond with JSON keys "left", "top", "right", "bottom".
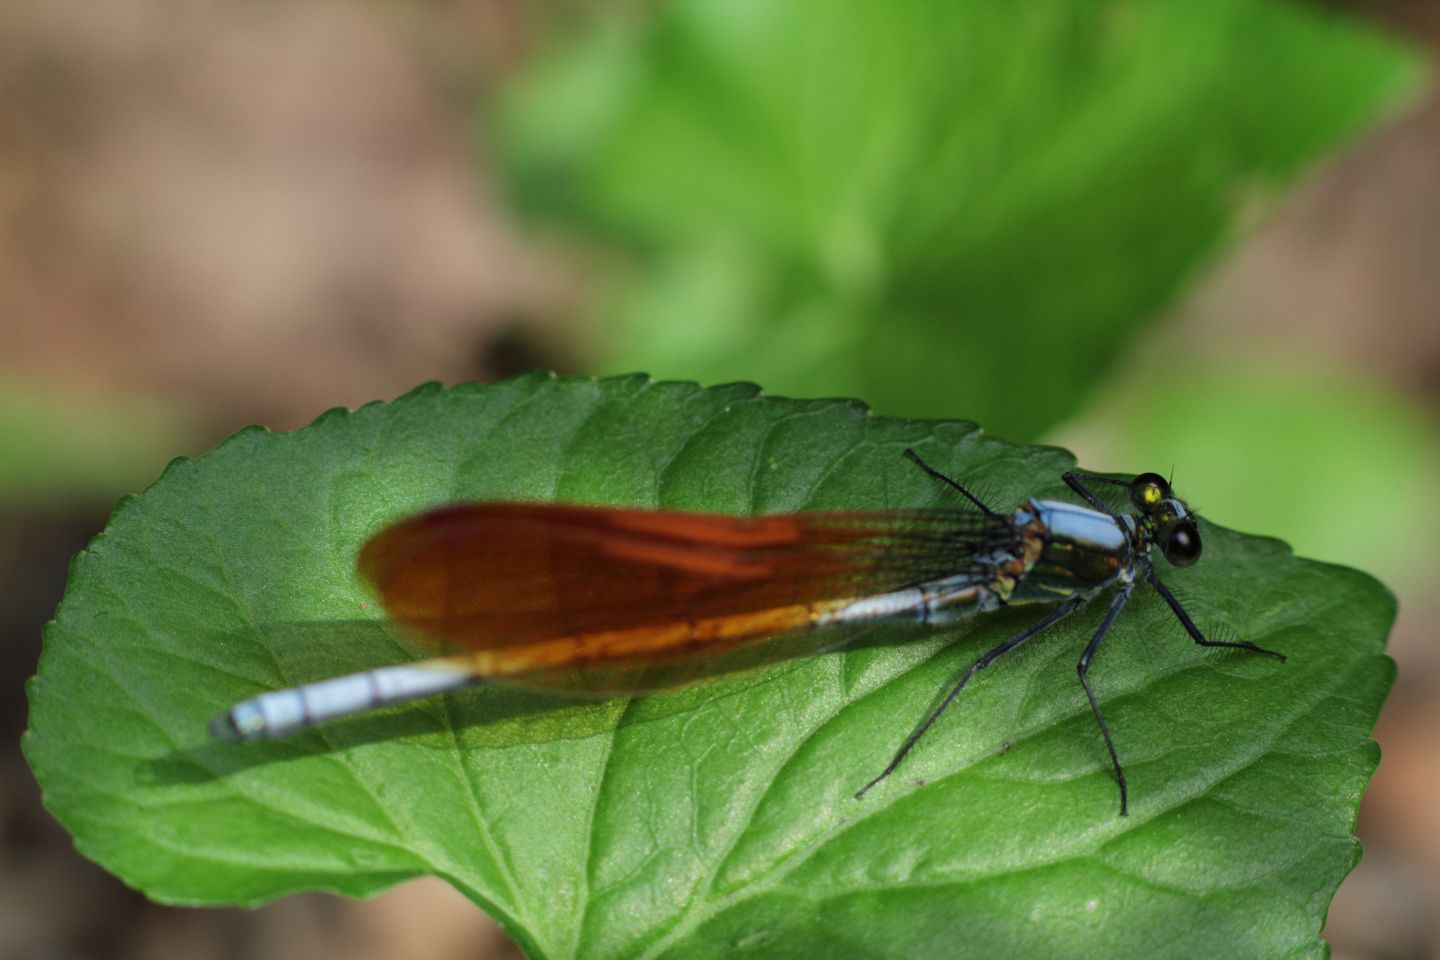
{"left": 1130, "top": 472, "right": 1170, "bottom": 509}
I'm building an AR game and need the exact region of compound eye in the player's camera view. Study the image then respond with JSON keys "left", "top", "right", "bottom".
{"left": 1164, "top": 520, "right": 1201, "bottom": 567}
{"left": 1130, "top": 472, "right": 1170, "bottom": 509}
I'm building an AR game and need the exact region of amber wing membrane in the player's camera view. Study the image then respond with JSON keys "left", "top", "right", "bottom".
{"left": 357, "top": 502, "right": 1000, "bottom": 680}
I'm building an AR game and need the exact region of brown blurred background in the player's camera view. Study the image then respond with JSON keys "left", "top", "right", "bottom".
{"left": 2, "top": 1, "right": 1437, "bottom": 957}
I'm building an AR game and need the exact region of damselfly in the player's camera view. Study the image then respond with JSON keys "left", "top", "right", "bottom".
{"left": 212, "top": 450, "right": 1285, "bottom": 815}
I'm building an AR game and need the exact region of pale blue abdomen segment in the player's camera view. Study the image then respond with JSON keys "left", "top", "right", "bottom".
{"left": 816, "top": 575, "right": 992, "bottom": 627}
{"left": 213, "top": 658, "right": 478, "bottom": 740}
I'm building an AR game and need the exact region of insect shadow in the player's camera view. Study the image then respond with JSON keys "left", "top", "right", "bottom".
{"left": 142, "top": 613, "right": 973, "bottom": 787}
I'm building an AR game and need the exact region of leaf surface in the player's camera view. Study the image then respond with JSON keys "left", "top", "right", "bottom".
{"left": 26, "top": 375, "right": 1393, "bottom": 959}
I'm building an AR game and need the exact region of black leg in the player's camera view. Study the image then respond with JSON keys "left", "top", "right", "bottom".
{"left": 1077, "top": 582, "right": 1135, "bottom": 816}
{"left": 856, "top": 595, "right": 1085, "bottom": 799}
{"left": 1062, "top": 471, "right": 1126, "bottom": 519}
{"left": 1145, "top": 566, "right": 1286, "bottom": 662}
{"left": 1066, "top": 470, "right": 1131, "bottom": 490}
{"left": 904, "top": 448, "right": 1004, "bottom": 520}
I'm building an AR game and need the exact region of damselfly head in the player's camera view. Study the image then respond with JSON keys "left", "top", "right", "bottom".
{"left": 1155, "top": 503, "right": 1202, "bottom": 567}
{"left": 1128, "top": 472, "right": 1202, "bottom": 567}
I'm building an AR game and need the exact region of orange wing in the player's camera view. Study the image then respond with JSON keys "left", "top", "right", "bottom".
{"left": 357, "top": 502, "right": 995, "bottom": 680}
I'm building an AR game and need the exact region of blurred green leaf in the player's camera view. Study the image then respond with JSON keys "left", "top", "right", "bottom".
{"left": 495, "top": 0, "right": 1422, "bottom": 438}
{"left": 0, "top": 378, "right": 192, "bottom": 502}
{"left": 27, "top": 375, "right": 1391, "bottom": 958}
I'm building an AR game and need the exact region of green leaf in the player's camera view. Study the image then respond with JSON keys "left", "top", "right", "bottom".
{"left": 26, "top": 375, "right": 1392, "bottom": 959}
{"left": 0, "top": 377, "right": 193, "bottom": 502}
{"left": 495, "top": 0, "right": 1423, "bottom": 438}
